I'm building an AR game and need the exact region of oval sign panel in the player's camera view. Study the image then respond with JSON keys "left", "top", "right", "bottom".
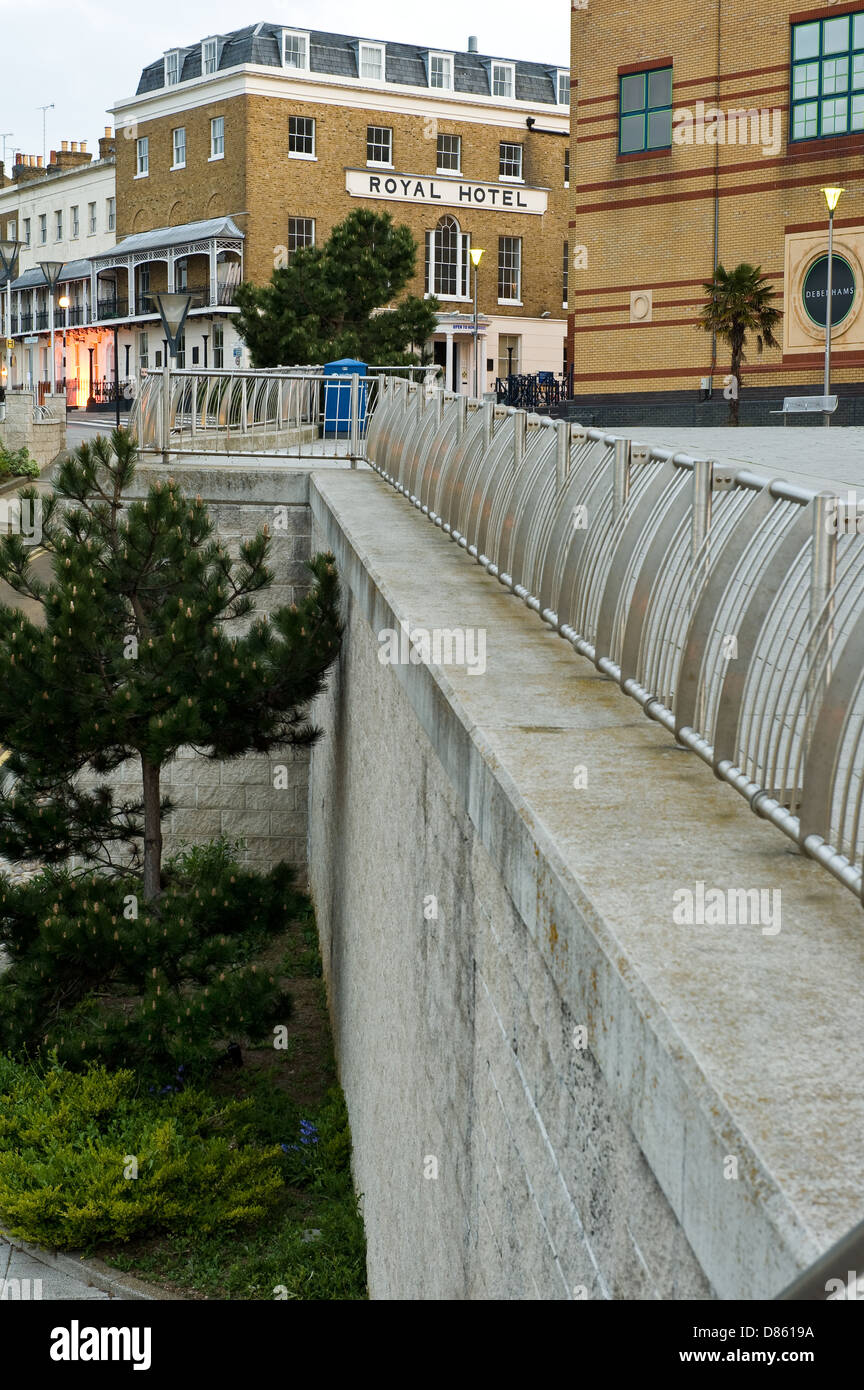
{"left": 802, "top": 254, "right": 855, "bottom": 328}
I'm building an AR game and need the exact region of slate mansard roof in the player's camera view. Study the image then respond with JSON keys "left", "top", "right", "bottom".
{"left": 135, "top": 23, "right": 566, "bottom": 105}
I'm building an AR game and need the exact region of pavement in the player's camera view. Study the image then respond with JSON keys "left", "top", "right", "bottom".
{"left": 599, "top": 423, "right": 864, "bottom": 495}
{"left": 0, "top": 1233, "right": 139, "bottom": 1301}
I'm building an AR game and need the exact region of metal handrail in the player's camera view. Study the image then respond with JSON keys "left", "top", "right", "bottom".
{"left": 365, "top": 376, "right": 864, "bottom": 906}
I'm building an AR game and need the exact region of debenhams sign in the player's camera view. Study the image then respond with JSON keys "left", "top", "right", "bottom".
{"left": 346, "top": 169, "right": 548, "bottom": 215}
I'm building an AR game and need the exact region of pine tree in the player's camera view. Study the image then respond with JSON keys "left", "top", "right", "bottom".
{"left": 235, "top": 208, "right": 440, "bottom": 367}
{"left": 0, "top": 429, "right": 342, "bottom": 1074}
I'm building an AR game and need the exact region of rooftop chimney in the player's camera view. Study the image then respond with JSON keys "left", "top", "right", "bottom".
{"left": 61, "top": 139, "right": 69, "bottom": 152}
{"left": 468, "top": 36, "right": 478, "bottom": 53}
{"left": 71, "top": 141, "right": 78, "bottom": 152}
{"left": 104, "top": 126, "right": 111, "bottom": 138}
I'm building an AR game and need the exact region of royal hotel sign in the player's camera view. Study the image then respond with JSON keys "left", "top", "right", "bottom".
{"left": 345, "top": 169, "right": 549, "bottom": 215}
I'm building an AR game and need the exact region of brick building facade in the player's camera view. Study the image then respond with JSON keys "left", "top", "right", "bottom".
{"left": 111, "top": 23, "right": 571, "bottom": 391}
{"left": 568, "top": 0, "right": 864, "bottom": 409}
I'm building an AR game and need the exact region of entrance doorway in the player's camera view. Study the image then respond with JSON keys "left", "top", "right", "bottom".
{"left": 433, "top": 338, "right": 460, "bottom": 392}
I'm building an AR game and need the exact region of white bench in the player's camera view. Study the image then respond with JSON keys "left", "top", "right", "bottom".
{"left": 770, "top": 395, "right": 838, "bottom": 424}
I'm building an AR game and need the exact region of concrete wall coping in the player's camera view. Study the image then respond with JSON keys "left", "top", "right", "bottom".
{"left": 310, "top": 467, "right": 864, "bottom": 1299}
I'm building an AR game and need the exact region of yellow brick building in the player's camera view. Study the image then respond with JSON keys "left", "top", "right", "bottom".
{"left": 110, "top": 23, "right": 571, "bottom": 391}
{"left": 569, "top": 0, "right": 864, "bottom": 408}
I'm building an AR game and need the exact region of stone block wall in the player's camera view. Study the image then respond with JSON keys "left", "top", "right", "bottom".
{"left": 0, "top": 392, "right": 66, "bottom": 468}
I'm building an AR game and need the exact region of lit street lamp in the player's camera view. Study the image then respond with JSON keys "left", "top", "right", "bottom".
{"left": 820, "top": 185, "right": 845, "bottom": 428}
{"left": 0, "top": 239, "right": 21, "bottom": 412}
{"left": 39, "top": 260, "right": 65, "bottom": 398}
{"left": 58, "top": 293, "right": 69, "bottom": 409}
{"left": 469, "top": 247, "right": 484, "bottom": 398}
{"left": 153, "top": 291, "right": 193, "bottom": 460}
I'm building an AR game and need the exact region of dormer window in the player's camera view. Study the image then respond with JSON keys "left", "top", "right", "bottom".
{"left": 359, "top": 42, "right": 385, "bottom": 81}
{"left": 427, "top": 52, "right": 454, "bottom": 91}
{"left": 202, "top": 37, "right": 219, "bottom": 76}
{"left": 557, "top": 70, "right": 571, "bottom": 105}
{"left": 164, "top": 50, "right": 181, "bottom": 87}
{"left": 491, "top": 62, "right": 515, "bottom": 99}
{"left": 283, "top": 29, "right": 310, "bottom": 72}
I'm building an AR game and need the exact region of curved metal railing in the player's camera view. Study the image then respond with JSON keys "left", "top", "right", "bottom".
{"left": 366, "top": 376, "right": 864, "bottom": 905}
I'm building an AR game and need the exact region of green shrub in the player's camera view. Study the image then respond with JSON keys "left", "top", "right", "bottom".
{"left": 0, "top": 1055, "right": 284, "bottom": 1250}
{"left": 0, "top": 842, "right": 301, "bottom": 1080}
{"left": 0, "top": 443, "right": 39, "bottom": 479}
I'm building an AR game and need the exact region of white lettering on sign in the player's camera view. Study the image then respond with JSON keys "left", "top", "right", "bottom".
{"left": 345, "top": 169, "right": 548, "bottom": 215}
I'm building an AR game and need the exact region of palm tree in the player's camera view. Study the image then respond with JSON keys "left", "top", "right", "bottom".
{"left": 700, "top": 264, "right": 782, "bottom": 425}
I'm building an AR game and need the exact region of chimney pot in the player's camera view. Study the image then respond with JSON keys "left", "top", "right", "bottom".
{"left": 71, "top": 141, "right": 78, "bottom": 152}
{"left": 81, "top": 140, "right": 87, "bottom": 151}
{"left": 468, "top": 35, "right": 478, "bottom": 53}
{"left": 61, "top": 140, "right": 69, "bottom": 152}
{"left": 104, "top": 126, "right": 111, "bottom": 138}
{"left": 36, "top": 155, "right": 43, "bottom": 167}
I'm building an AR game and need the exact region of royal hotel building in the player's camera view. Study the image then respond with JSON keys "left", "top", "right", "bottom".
{"left": 568, "top": 0, "right": 864, "bottom": 409}
{"left": 107, "top": 22, "right": 571, "bottom": 392}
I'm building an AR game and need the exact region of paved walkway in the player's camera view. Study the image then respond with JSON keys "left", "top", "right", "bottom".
{"left": 606, "top": 424, "right": 864, "bottom": 495}
{"left": 1, "top": 1234, "right": 120, "bottom": 1300}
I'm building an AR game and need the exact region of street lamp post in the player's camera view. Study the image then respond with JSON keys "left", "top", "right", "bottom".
{"left": 39, "top": 260, "right": 64, "bottom": 399}
{"left": 153, "top": 291, "right": 193, "bottom": 461}
{"left": 0, "top": 239, "right": 22, "bottom": 410}
{"left": 58, "top": 292, "right": 69, "bottom": 408}
{"left": 469, "top": 247, "right": 485, "bottom": 399}
{"left": 821, "top": 186, "right": 845, "bottom": 428}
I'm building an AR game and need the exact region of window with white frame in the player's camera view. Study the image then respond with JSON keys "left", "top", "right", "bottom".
{"left": 367, "top": 125, "right": 393, "bottom": 165}
{"left": 492, "top": 62, "right": 515, "bottom": 98}
{"left": 213, "top": 320, "right": 224, "bottom": 368}
{"left": 498, "top": 236, "right": 522, "bottom": 302}
{"left": 175, "top": 260, "right": 187, "bottom": 291}
{"left": 175, "top": 330, "right": 185, "bottom": 368}
{"left": 428, "top": 52, "right": 453, "bottom": 90}
{"left": 138, "top": 331, "right": 149, "bottom": 369}
{"left": 164, "top": 50, "right": 180, "bottom": 86}
{"left": 88, "top": 202, "right": 96, "bottom": 234}
{"left": 136, "top": 137, "right": 149, "bottom": 176}
{"left": 55, "top": 210, "right": 62, "bottom": 241}
{"left": 210, "top": 117, "right": 224, "bottom": 158}
{"left": 283, "top": 29, "right": 309, "bottom": 71}
{"left": 172, "top": 127, "right": 186, "bottom": 168}
{"left": 499, "top": 142, "right": 523, "bottom": 179}
{"left": 107, "top": 197, "right": 115, "bottom": 231}
{"left": 202, "top": 37, "right": 218, "bottom": 76}
{"left": 424, "top": 215, "right": 470, "bottom": 298}
{"left": 6, "top": 219, "right": 15, "bottom": 240}
{"left": 289, "top": 116, "right": 315, "bottom": 156}
{"left": 23, "top": 217, "right": 30, "bottom": 246}
{"left": 38, "top": 214, "right": 46, "bottom": 244}
{"left": 71, "top": 206, "right": 79, "bottom": 238}
{"left": 436, "top": 133, "right": 461, "bottom": 172}
{"left": 287, "top": 218, "right": 315, "bottom": 259}
{"left": 498, "top": 333, "right": 521, "bottom": 378}
{"left": 558, "top": 70, "right": 570, "bottom": 105}
{"left": 359, "top": 42, "right": 385, "bottom": 80}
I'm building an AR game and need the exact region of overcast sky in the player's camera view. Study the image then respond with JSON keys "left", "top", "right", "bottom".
{"left": 0, "top": 0, "right": 569, "bottom": 166}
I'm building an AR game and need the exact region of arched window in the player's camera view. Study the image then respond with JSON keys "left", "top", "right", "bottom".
{"left": 425, "top": 215, "right": 470, "bottom": 299}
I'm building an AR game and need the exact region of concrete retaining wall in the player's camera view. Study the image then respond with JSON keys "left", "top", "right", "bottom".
{"left": 307, "top": 467, "right": 864, "bottom": 1301}
{"left": 0, "top": 392, "right": 66, "bottom": 468}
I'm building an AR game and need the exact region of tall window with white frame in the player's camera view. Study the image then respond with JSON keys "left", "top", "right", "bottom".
{"left": 436, "top": 133, "right": 461, "bottom": 172}
{"left": 172, "top": 128, "right": 186, "bottom": 168}
{"left": 107, "top": 197, "right": 115, "bottom": 231}
{"left": 287, "top": 218, "right": 315, "bottom": 261}
{"left": 492, "top": 62, "right": 514, "bottom": 98}
{"left": 23, "top": 218, "right": 30, "bottom": 246}
{"left": 499, "top": 142, "right": 523, "bottom": 180}
{"left": 136, "top": 137, "right": 149, "bottom": 176}
{"left": 39, "top": 214, "right": 47, "bottom": 244}
{"left": 164, "top": 50, "right": 180, "bottom": 87}
{"left": 138, "top": 331, "right": 149, "bottom": 370}
{"left": 55, "top": 210, "right": 62, "bottom": 241}
{"left": 498, "top": 236, "right": 522, "bottom": 303}
{"left": 289, "top": 116, "right": 315, "bottom": 156}
{"left": 428, "top": 53, "right": 453, "bottom": 90}
{"left": 71, "top": 206, "right": 79, "bottom": 238}
{"left": 213, "top": 320, "right": 224, "bottom": 368}
{"left": 367, "top": 125, "right": 393, "bottom": 166}
{"left": 359, "top": 42, "right": 384, "bottom": 80}
{"left": 283, "top": 30, "right": 309, "bottom": 71}
{"left": 558, "top": 70, "right": 570, "bottom": 106}
{"left": 202, "top": 37, "right": 218, "bottom": 76}
{"left": 210, "top": 117, "right": 224, "bottom": 159}
{"left": 88, "top": 203, "right": 96, "bottom": 234}
{"left": 425, "top": 215, "right": 470, "bottom": 299}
